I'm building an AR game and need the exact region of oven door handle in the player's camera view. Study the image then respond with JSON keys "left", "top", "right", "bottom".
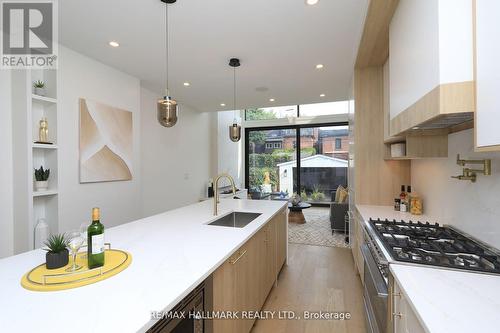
{"left": 361, "top": 243, "right": 388, "bottom": 298}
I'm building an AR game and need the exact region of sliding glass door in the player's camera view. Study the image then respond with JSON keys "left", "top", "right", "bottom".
{"left": 245, "top": 124, "right": 348, "bottom": 204}
{"left": 246, "top": 128, "right": 297, "bottom": 199}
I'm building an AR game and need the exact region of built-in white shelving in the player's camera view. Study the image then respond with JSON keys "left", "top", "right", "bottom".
{"left": 33, "top": 190, "right": 58, "bottom": 197}
{"left": 33, "top": 143, "right": 58, "bottom": 149}
{"left": 32, "top": 94, "right": 57, "bottom": 105}
{"left": 11, "top": 68, "right": 60, "bottom": 250}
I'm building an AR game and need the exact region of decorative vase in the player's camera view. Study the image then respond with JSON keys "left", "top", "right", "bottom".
{"left": 45, "top": 249, "right": 69, "bottom": 270}
{"left": 291, "top": 194, "right": 301, "bottom": 206}
{"left": 34, "top": 87, "right": 46, "bottom": 96}
{"left": 35, "top": 180, "right": 49, "bottom": 191}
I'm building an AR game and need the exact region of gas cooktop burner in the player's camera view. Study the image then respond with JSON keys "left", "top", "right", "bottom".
{"left": 369, "top": 218, "right": 500, "bottom": 274}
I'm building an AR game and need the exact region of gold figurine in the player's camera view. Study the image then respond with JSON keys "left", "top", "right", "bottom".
{"left": 39, "top": 118, "right": 49, "bottom": 143}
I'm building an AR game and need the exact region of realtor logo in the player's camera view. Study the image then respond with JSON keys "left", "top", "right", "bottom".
{"left": 1, "top": 0, "right": 58, "bottom": 68}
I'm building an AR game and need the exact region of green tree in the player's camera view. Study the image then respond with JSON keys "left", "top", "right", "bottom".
{"left": 249, "top": 131, "right": 266, "bottom": 144}
{"left": 245, "top": 108, "right": 277, "bottom": 120}
{"left": 247, "top": 108, "right": 277, "bottom": 144}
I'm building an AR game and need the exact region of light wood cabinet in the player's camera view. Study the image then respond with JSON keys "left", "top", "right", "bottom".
{"left": 212, "top": 207, "right": 287, "bottom": 333}
{"left": 264, "top": 218, "right": 276, "bottom": 295}
{"left": 390, "top": 276, "right": 426, "bottom": 333}
{"left": 475, "top": 0, "right": 500, "bottom": 151}
{"left": 275, "top": 208, "right": 287, "bottom": 275}
{"left": 351, "top": 208, "right": 364, "bottom": 285}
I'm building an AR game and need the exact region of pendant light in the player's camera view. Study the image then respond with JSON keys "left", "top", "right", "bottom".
{"left": 229, "top": 58, "right": 242, "bottom": 142}
{"left": 157, "top": 0, "right": 178, "bottom": 127}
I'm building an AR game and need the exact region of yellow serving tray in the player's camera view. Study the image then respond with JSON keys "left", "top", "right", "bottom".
{"left": 21, "top": 249, "right": 132, "bottom": 292}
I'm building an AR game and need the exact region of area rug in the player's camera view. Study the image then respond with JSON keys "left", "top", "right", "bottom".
{"left": 288, "top": 207, "right": 349, "bottom": 248}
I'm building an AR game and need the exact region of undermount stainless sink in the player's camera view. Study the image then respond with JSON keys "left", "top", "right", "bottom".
{"left": 207, "top": 212, "right": 261, "bottom": 228}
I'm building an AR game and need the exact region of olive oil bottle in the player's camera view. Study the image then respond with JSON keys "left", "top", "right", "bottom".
{"left": 87, "top": 207, "right": 105, "bottom": 268}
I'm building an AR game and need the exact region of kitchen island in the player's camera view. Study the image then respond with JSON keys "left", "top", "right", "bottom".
{"left": 0, "top": 199, "right": 287, "bottom": 333}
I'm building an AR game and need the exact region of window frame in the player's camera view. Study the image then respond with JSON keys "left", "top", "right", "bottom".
{"left": 244, "top": 121, "right": 349, "bottom": 194}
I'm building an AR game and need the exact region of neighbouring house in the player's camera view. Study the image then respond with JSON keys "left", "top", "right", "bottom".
{"left": 318, "top": 128, "right": 349, "bottom": 160}
{"left": 277, "top": 154, "right": 348, "bottom": 197}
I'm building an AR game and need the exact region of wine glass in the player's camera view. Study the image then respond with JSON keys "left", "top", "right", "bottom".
{"left": 66, "top": 231, "right": 84, "bottom": 272}
{"left": 79, "top": 222, "right": 89, "bottom": 259}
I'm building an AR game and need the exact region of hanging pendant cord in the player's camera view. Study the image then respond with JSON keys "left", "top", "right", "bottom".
{"left": 165, "top": 2, "right": 169, "bottom": 96}
{"left": 233, "top": 66, "right": 237, "bottom": 122}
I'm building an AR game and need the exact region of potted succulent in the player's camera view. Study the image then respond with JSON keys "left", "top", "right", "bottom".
{"left": 34, "top": 166, "right": 50, "bottom": 191}
{"left": 33, "top": 80, "right": 46, "bottom": 96}
{"left": 44, "top": 233, "right": 69, "bottom": 269}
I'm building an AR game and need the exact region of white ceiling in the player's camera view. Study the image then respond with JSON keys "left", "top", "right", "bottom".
{"left": 59, "top": 0, "right": 367, "bottom": 112}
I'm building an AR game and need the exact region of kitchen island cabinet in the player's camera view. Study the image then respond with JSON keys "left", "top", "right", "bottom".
{"left": 212, "top": 207, "right": 287, "bottom": 333}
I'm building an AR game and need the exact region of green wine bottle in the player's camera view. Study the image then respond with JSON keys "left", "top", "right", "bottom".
{"left": 87, "top": 207, "right": 105, "bottom": 269}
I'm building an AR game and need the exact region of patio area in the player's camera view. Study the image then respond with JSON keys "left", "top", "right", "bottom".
{"left": 288, "top": 206, "right": 349, "bottom": 248}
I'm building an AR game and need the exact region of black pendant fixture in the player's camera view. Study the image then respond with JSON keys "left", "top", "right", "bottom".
{"left": 229, "top": 58, "right": 242, "bottom": 142}
{"left": 157, "top": 0, "right": 178, "bottom": 127}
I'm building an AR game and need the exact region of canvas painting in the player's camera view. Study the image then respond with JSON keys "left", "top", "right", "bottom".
{"left": 79, "top": 98, "right": 133, "bottom": 183}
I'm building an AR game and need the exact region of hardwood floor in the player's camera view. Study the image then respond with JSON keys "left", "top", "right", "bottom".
{"left": 251, "top": 243, "right": 366, "bottom": 333}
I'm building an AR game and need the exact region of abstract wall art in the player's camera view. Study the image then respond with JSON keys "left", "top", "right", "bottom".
{"left": 79, "top": 98, "right": 133, "bottom": 183}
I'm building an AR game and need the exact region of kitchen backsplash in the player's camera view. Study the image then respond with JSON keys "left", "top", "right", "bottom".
{"left": 411, "top": 129, "right": 500, "bottom": 249}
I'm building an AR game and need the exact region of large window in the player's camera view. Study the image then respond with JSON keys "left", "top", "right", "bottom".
{"left": 245, "top": 106, "right": 297, "bottom": 120}
{"left": 245, "top": 124, "right": 348, "bottom": 203}
{"left": 245, "top": 101, "right": 348, "bottom": 120}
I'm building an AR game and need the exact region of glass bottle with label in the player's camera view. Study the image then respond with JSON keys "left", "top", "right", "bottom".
{"left": 399, "top": 185, "right": 407, "bottom": 205}
{"left": 87, "top": 207, "right": 105, "bottom": 269}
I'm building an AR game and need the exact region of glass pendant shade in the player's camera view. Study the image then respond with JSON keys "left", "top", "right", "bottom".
{"left": 157, "top": 96, "right": 178, "bottom": 127}
{"left": 229, "top": 123, "right": 241, "bottom": 142}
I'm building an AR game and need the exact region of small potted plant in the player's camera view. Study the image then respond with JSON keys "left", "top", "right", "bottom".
{"left": 34, "top": 166, "right": 50, "bottom": 191}
{"left": 33, "top": 80, "right": 46, "bottom": 96}
{"left": 44, "top": 233, "right": 69, "bottom": 269}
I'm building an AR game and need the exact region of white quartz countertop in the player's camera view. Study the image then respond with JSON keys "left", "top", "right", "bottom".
{"left": 356, "top": 205, "right": 500, "bottom": 332}
{"left": 356, "top": 204, "right": 438, "bottom": 224}
{"left": 0, "top": 199, "right": 287, "bottom": 333}
{"left": 390, "top": 264, "right": 500, "bottom": 333}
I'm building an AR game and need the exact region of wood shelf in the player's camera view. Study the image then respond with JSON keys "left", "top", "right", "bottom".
{"left": 33, "top": 189, "right": 58, "bottom": 197}
{"left": 32, "top": 94, "right": 57, "bottom": 105}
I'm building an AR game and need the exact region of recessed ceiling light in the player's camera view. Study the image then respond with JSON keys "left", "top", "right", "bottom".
{"left": 220, "top": 103, "right": 226, "bottom": 107}
{"left": 109, "top": 41, "right": 120, "bottom": 47}
{"left": 320, "top": 94, "right": 326, "bottom": 97}
{"left": 306, "top": 0, "right": 319, "bottom": 5}
{"left": 269, "top": 98, "right": 275, "bottom": 102}
{"left": 316, "top": 64, "right": 324, "bottom": 69}
{"left": 183, "top": 82, "right": 190, "bottom": 86}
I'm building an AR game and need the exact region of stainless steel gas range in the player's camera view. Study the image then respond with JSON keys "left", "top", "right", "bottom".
{"left": 361, "top": 218, "right": 500, "bottom": 333}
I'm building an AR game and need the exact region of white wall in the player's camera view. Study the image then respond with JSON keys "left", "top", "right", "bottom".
{"left": 217, "top": 111, "right": 243, "bottom": 188}
{"left": 0, "top": 70, "right": 14, "bottom": 258}
{"left": 411, "top": 129, "right": 500, "bottom": 249}
{"left": 58, "top": 46, "right": 142, "bottom": 232}
{"left": 141, "top": 88, "right": 217, "bottom": 216}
